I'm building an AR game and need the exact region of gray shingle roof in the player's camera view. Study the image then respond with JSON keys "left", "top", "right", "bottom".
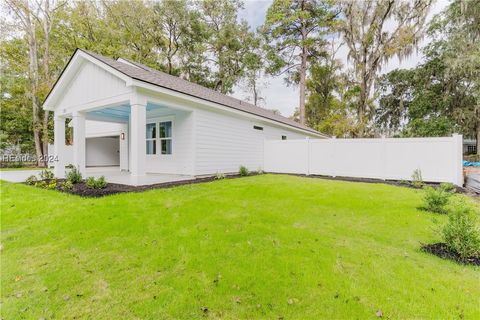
{"left": 80, "top": 49, "right": 326, "bottom": 136}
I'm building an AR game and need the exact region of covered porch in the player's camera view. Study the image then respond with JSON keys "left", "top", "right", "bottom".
{"left": 53, "top": 91, "right": 195, "bottom": 186}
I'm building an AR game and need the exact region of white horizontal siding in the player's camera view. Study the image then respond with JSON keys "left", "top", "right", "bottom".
{"left": 144, "top": 109, "right": 194, "bottom": 175}
{"left": 57, "top": 62, "right": 130, "bottom": 111}
{"left": 194, "top": 107, "right": 313, "bottom": 175}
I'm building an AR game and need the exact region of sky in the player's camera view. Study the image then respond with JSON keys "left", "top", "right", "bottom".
{"left": 232, "top": 0, "right": 451, "bottom": 117}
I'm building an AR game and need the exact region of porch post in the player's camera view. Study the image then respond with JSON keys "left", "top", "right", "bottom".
{"left": 53, "top": 114, "right": 66, "bottom": 178}
{"left": 130, "top": 91, "right": 147, "bottom": 177}
{"left": 72, "top": 111, "right": 86, "bottom": 176}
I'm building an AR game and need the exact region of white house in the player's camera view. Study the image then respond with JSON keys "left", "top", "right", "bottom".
{"left": 44, "top": 49, "right": 326, "bottom": 185}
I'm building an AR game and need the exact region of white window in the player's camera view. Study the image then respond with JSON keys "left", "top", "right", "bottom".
{"left": 146, "top": 120, "right": 173, "bottom": 155}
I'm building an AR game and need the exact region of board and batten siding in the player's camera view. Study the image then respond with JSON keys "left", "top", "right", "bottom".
{"left": 56, "top": 62, "right": 131, "bottom": 111}
{"left": 193, "top": 107, "right": 314, "bottom": 175}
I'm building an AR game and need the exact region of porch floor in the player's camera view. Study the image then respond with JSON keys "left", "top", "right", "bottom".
{"left": 85, "top": 167, "right": 194, "bottom": 186}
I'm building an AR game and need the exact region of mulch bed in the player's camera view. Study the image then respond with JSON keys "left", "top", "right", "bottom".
{"left": 48, "top": 174, "right": 250, "bottom": 197}
{"left": 421, "top": 243, "right": 480, "bottom": 266}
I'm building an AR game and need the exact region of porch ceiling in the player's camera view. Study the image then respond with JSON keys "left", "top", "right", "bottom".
{"left": 87, "top": 102, "right": 168, "bottom": 121}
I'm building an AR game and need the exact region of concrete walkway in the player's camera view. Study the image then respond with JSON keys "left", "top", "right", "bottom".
{"left": 0, "top": 169, "right": 42, "bottom": 183}
{"left": 0, "top": 167, "right": 194, "bottom": 186}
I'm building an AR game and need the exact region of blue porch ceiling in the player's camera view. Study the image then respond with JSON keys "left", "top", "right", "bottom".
{"left": 88, "top": 102, "right": 166, "bottom": 120}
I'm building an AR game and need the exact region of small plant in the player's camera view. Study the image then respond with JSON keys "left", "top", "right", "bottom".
{"left": 442, "top": 203, "right": 480, "bottom": 260}
{"left": 411, "top": 168, "right": 423, "bottom": 188}
{"left": 61, "top": 180, "right": 74, "bottom": 191}
{"left": 39, "top": 169, "right": 54, "bottom": 180}
{"left": 215, "top": 172, "right": 225, "bottom": 180}
{"left": 257, "top": 167, "right": 264, "bottom": 175}
{"left": 239, "top": 165, "right": 249, "bottom": 176}
{"left": 45, "top": 179, "right": 57, "bottom": 190}
{"left": 35, "top": 180, "right": 47, "bottom": 188}
{"left": 86, "top": 176, "right": 107, "bottom": 189}
{"left": 423, "top": 186, "right": 451, "bottom": 214}
{"left": 25, "top": 175, "right": 38, "bottom": 185}
{"left": 66, "top": 166, "right": 82, "bottom": 184}
{"left": 439, "top": 182, "right": 456, "bottom": 193}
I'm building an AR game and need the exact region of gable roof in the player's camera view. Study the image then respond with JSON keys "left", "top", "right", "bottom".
{"left": 47, "top": 49, "right": 328, "bottom": 137}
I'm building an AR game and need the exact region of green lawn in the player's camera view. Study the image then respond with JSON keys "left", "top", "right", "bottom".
{"left": 1, "top": 175, "right": 478, "bottom": 319}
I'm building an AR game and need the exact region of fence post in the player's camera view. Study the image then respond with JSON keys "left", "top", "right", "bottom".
{"left": 452, "top": 133, "right": 464, "bottom": 186}
{"left": 306, "top": 137, "right": 310, "bottom": 176}
{"left": 331, "top": 136, "right": 336, "bottom": 177}
{"left": 381, "top": 135, "right": 387, "bottom": 180}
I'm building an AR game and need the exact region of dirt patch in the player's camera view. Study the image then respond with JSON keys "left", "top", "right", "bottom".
{"left": 421, "top": 243, "right": 480, "bottom": 266}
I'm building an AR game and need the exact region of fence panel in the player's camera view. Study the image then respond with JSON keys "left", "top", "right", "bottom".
{"left": 264, "top": 135, "right": 463, "bottom": 185}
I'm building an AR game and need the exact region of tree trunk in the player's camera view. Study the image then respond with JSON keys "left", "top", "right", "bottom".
{"left": 41, "top": 0, "right": 51, "bottom": 167}
{"left": 25, "top": 9, "right": 44, "bottom": 167}
{"left": 476, "top": 109, "right": 480, "bottom": 156}
{"left": 299, "top": 11, "right": 307, "bottom": 126}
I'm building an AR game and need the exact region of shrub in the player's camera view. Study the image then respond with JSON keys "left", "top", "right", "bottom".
{"left": 411, "top": 168, "right": 423, "bottom": 188}
{"left": 86, "top": 176, "right": 107, "bottom": 189}
{"left": 61, "top": 180, "right": 73, "bottom": 191}
{"left": 239, "top": 166, "right": 249, "bottom": 176}
{"left": 215, "top": 172, "right": 225, "bottom": 180}
{"left": 39, "top": 169, "right": 54, "bottom": 180}
{"left": 442, "top": 203, "right": 480, "bottom": 259}
{"left": 66, "top": 167, "right": 82, "bottom": 184}
{"left": 45, "top": 179, "right": 57, "bottom": 190}
{"left": 423, "top": 186, "right": 451, "bottom": 214}
{"left": 35, "top": 180, "right": 47, "bottom": 188}
{"left": 257, "top": 167, "right": 264, "bottom": 175}
{"left": 25, "top": 175, "right": 38, "bottom": 185}
{"left": 439, "top": 182, "right": 456, "bottom": 193}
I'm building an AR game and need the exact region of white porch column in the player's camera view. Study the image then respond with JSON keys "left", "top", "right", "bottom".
{"left": 72, "top": 111, "right": 86, "bottom": 176}
{"left": 130, "top": 91, "right": 147, "bottom": 177}
{"left": 53, "top": 114, "right": 66, "bottom": 178}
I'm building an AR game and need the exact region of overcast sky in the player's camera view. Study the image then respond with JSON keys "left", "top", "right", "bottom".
{"left": 232, "top": 0, "right": 451, "bottom": 117}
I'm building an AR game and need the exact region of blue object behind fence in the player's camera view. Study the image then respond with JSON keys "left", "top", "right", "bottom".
{"left": 463, "top": 160, "right": 480, "bottom": 167}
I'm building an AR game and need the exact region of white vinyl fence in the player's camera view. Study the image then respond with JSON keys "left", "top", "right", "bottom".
{"left": 264, "top": 134, "right": 464, "bottom": 186}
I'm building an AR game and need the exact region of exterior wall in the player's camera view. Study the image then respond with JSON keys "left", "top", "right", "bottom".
{"left": 264, "top": 135, "right": 464, "bottom": 186}
{"left": 56, "top": 62, "right": 130, "bottom": 112}
{"left": 86, "top": 137, "right": 120, "bottom": 167}
{"left": 194, "top": 106, "right": 315, "bottom": 175}
{"left": 143, "top": 108, "right": 195, "bottom": 175}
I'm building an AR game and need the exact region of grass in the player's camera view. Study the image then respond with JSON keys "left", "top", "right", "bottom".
{"left": 1, "top": 174, "right": 479, "bottom": 319}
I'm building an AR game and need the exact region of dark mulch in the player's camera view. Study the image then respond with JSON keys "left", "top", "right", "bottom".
{"left": 47, "top": 174, "right": 251, "bottom": 197}
{"left": 421, "top": 243, "right": 480, "bottom": 266}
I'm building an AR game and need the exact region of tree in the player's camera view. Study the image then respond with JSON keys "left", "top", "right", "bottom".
{"left": 430, "top": 0, "right": 480, "bottom": 154}
{"left": 197, "top": 0, "right": 259, "bottom": 94}
{"left": 339, "top": 0, "right": 432, "bottom": 136}
{"left": 3, "top": 0, "right": 66, "bottom": 166}
{"left": 262, "top": 0, "right": 338, "bottom": 125}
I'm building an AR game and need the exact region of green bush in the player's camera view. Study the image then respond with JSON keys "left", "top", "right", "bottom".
{"left": 25, "top": 175, "right": 38, "bottom": 185}
{"left": 45, "top": 179, "right": 57, "bottom": 190}
{"left": 239, "top": 166, "right": 249, "bottom": 176}
{"left": 61, "top": 180, "right": 74, "bottom": 191}
{"left": 257, "top": 167, "right": 264, "bottom": 175}
{"left": 411, "top": 168, "right": 424, "bottom": 188}
{"left": 442, "top": 203, "right": 480, "bottom": 259}
{"left": 35, "top": 180, "right": 47, "bottom": 188}
{"left": 39, "top": 169, "right": 54, "bottom": 180}
{"left": 423, "top": 186, "right": 451, "bottom": 214}
{"left": 66, "top": 167, "right": 82, "bottom": 184}
{"left": 86, "top": 176, "right": 107, "bottom": 189}
{"left": 439, "top": 182, "right": 456, "bottom": 193}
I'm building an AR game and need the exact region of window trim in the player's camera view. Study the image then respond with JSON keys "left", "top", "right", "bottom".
{"left": 146, "top": 116, "right": 174, "bottom": 156}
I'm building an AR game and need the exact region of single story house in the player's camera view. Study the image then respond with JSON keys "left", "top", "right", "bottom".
{"left": 44, "top": 49, "right": 327, "bottom": 184}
